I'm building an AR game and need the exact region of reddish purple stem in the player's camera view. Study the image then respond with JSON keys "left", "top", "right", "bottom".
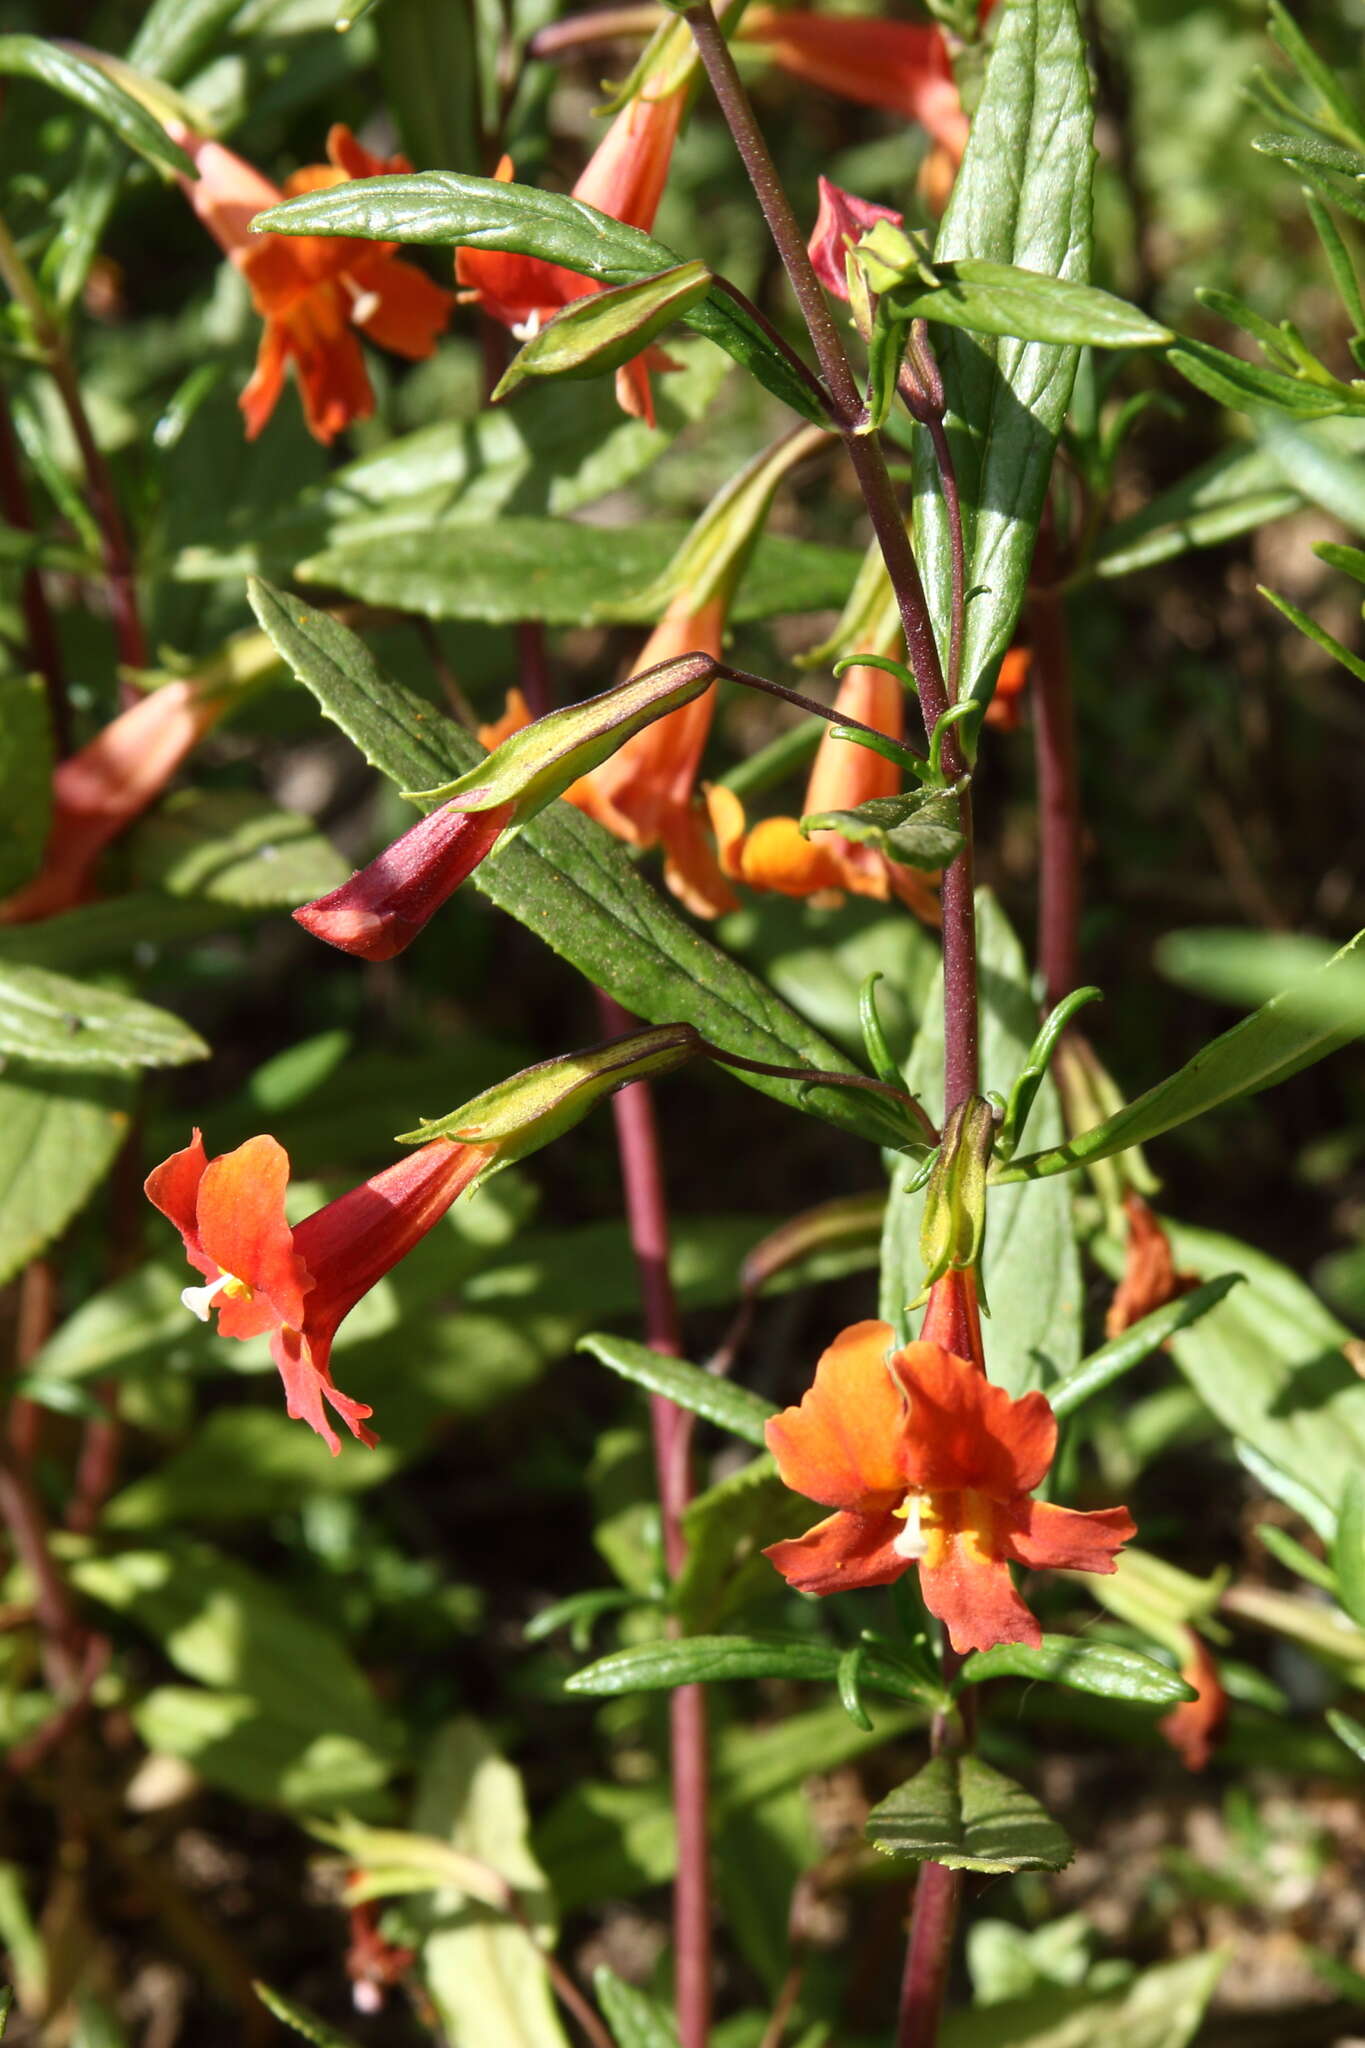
{"left": 596, "top": 990, "right": 711, "bottom": 2048}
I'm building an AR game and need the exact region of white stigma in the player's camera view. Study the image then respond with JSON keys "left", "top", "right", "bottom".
{"left": 181, "top": 1271, "right": 234, "bottom": 1323}
{"left": 511, "top": 309, "right": 541, "bottom": 342}
{"left": 893, "top": 1494, "right": 929, "bottom": 1562}
{"left": 340, "top": 274, "right": 382, "bottom": 326}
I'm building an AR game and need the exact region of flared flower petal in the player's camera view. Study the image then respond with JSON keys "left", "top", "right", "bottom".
{"left": 917, "top": 1496, "right": 1044, "bottom": 1652}
{"left": 890, "top": 1344, "right": 1057, "bottom": 1500}
{"left": 764, "top": 1506, "right": 905, "bottom": 1596}
{"left": 293, "top": 800, "right": 514, "bottom": 961}
{"left": 178, "top": 122, "right": 453, "bottom": 444}
{"left": 146, "top": 1131, "right": 492, "bottom": 1453}
{"left": 765, "top": 1319, "right": 907, "bottom": 1510}
{"left": 996, "top": 1496, "right": 1135, "bottom": 1574}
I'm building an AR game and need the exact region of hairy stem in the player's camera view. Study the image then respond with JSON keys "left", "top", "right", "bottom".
{"left": 596, "top": 990, "right": 711, "bottom": 2048}
{"left": 896, "top": 1862, "right": 963, "bottom": 2048}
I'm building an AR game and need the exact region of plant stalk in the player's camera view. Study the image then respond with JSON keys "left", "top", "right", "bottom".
{"left": 0, "top": 213, "right": 147, "bottom": 680}
{"left": 1029, "top": 525, "right": 1081, "bottom": 1010}
{"left": 895, "top": 1862, "right": 963, "bottom": 2048}
{"left": 0, "top": 383, "right": 69, "bottom": 751}
{"left": 596, "top": 989, "right": 711, "bottom": 2048}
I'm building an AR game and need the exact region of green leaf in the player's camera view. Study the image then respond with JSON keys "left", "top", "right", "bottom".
{"left": 1333, "top": 1473, "right": 1365, "bottom": 1630}
{"left": 1154, "top": 928, "right": 1365, "bottom": 1019}
{"left": 494, "top": 261, "right": 713, "bottom": 397}
{"left": 0, "top": 37, "right": 192, "bottom": 176}
{"left": 1250, "top": 131, "right": 1365, "bottom": 178}
{"left": 407, "top": 1718, "right": 570, "bottom": 2048}
{"left": 594, "top": 1970, "right": 680, "bottom": 2048}
{"left": 253, "top": 1985, "right": 363, "bottom": 2048}
{"left": 1047, "top": 1275, "right": 1243, "bottom": 1420}
{"left": 0, "top": 1069, "right": 132, "bottom": 1287}
{"left": 565, "top": 1632, "right": 938, "bottom": 1705}
{"left": 867, "top": 1754, "right": 1072, "bottom": 1873}
{"left": 0, "top": 675, "right": 52, "bottom": 897}
{"left": 250, "top": 174, "right": 826, "bottom": 423}
{"left": 1089, "top": 442, "right": 1302, "bottom": 583}
{"left": 675, "top": 1458, "right": 813, "bottom": 1631}
{"left": 939, "top": 1952, "right": 1225, "bottom": 2048}
{"left": 1327, "top": 1708, "right": 1365, "bottom": 1766}
{"left": 958, "top": 1636, "right": 1195, "bottom": 1707}
{"left": 1169, "top": 336, "right": 1365, "bottom": 419}
{"left": 247, "top": 580, "right": 894, "bottom": 1148}
{"left": 1154, "top": 1221, "right": 1365, "bottom": 1522}
{"left": 0, "top": 894, "right": 248, "bottom": 970}
{"left": 70, "top": 1542, "right": 399, "bottom": 1810}
{"left": 996, "top": 928, "right": 1365, "bottom": 1184}
{"left": 577, "top": 1333, "right": 775, "bottom": 1448}
{"left": 914, "top": 0, "right": 1093, "bottom": 709}
{"left": 377, "top": 0, "right": 480, "bottom": 177}
{"left": 1266, "top": 0, "right": 1365, "bottom": 148}
{"left": 103, "top": 1408, "right": 404, "bottom": 1527}
{"left": 1254, "top": 409, "right": 1365, "bottom": 529}
{"left": 801, "top": 791, "right": 964, "bottom": 871}
{"left": 885, "top": 259, "right": 1170, "bottom": 349}
{"left": 127, "top": 789, "right": 351, "bottom": 907}
{"left": 882, "top": 893, "right": 1080, "bottom": 1391}
{"left": 1260, "top": 583, "right": 1365, "bottom": 684}
{"left": 296, "top": 517, "right": 857, "bottom": 626}
{"left": 0, "top": 961, "right": 207, "bottom": 1071}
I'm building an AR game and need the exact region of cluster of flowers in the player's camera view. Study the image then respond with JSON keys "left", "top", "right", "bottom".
{"left": 12, "top": 4, "right": 1142, "bottom": 1664}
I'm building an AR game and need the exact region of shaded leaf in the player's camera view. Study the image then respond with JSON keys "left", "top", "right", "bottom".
{"left": 566, "top": 1631, "right": 938, "bottom": 1704}
{"left": 995, "top": 929, "right": 1365, "bottom": 1184}
{"left": 0, "top": 675, "right": 52, "bottom": 898}
{"left": 0, "top": 37, "right": 192, "bottom": 175}
{"left": 1047, "top": 1275, "right": 1243, "bottom": 1420}
{"left": 1332, "top": 1473, "right": 1365, "bottom": 1631}
{"left": 939, "top": 1951, "right": 1225, "bottom": 2048}
{"left": 0, "top": 961, "right": 207, "bottom": 1071}
{"left": 0, "top": 1069, "right": 132, "bottom": 1287}
{"left": 253, "top": 1985, "right": 363, "bottom": 2048}
{"left": 128, "top": 789, "right": 351, "bottom": 907}
{"left": 867, "top": 1754, "right": 1072, "bottom": 1873}
{"left": 577, "top": 1333, "right": 775, "bottom": 1448}
{"left": 594, "top": 1970, "right": 679, "bottom": 2048}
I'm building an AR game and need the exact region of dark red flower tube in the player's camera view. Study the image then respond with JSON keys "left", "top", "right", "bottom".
{"left": 293, "top": 799, "right": 514, "bottom": 960}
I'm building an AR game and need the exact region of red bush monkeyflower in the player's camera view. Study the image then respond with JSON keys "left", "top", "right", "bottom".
{"left": 478, "top": 597, "right": 735, "bottom": 918}
{"left": 0, "top": 678, "right": 232, "bottom": 924}
{"left": 706, "top": 657, "right": 940, "bottom": 923}
{"left": 178, "top": 123, "right": 453, "bottom": 443}
{"left": 763, "top": 1312, "right": 1134, "bottom": 1652}
{"left": 984, "top": 645, "right": 1031, "bottom": 731}
{"left": 146, "top": 1129, "right": 493, "bottom": 1452}
{"left": 292, "top": 800, "right": 513, "bottom": 961}
{"left": 456, "top": 79, "right": 687, "bottom": 425}
{"left": 740, "top": 9, "right": 970, "bottom": 160}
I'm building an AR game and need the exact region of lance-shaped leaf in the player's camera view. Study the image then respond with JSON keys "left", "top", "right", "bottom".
{"left": 397, "top": 1026, "right": 700, "bottom": 1166}
{"left": 578, "top": 1332, "right": 776, "bottom": 1447}
{"left": 957, "top": 1635, "right": 1195, "bottom": 1706}
{"left": 1169, "top": 335, "right": 1365, "bottom": 421}
{"left": 911, "top": 0, "right": 1094, "bottom": 713}
{"left": 248, "top": 580, "right": 890, "bottom": 1147}
{"left": 0, "top": 37, "right": 193, "bottom": 176}
{"left": 856, "top": 227, "right": 1171, "bottom": 348}
{"left": 565, "top": 1632, "right": 940, "bottom": 1705}
{"left": 250, "top": 174, "right": 826, "bottom": 424}
{"left": 404, "top": 652, "right": 717, "bottom": 823}
{"left": 867, "top": 1754, "right": 1073, "bottom": 1873}
{"left": 799, "top": 791, "right": 963, "bottom": 872}
{"left": 993, "top": 927, "right": 1365, "bottom": 1184}
{"left": 493, "top": 261, "right": 712, "bottom": 399}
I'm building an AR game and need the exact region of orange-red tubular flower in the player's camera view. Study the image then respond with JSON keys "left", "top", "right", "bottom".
{"left": 706, "top": 657, "right": 939, "bottom": 923}
{"left": 1158, "top": 1629, "right": 1227, "bottom": 1772}
{"left": 740, "top": 9, "right": 970, "bottom": 161}
{"left": 0, "top": 679, "right": 230, "bottom": 924}
{"left": 477, "top": 596, "right": 736, "bottom": 919}
{"left": 178, "top": 123, "right": 454, "bottom": 443}
{"left": 146, "top": 1130, "right": 494, "bottom": 1453}
{"left": 456, "top": 80, "right": 687, "bottom": 424}
{"left": 983, "top": 646, "right": 1031, "bottom": 732}
{"left": 292, "top": 800, "right": 515, "bottom": 961}
{"left": 764, "top": 1316, "right": 1134, "bottom": 1652}
{"left": 808, "top": 177, "right": 903, "bottom": 302}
